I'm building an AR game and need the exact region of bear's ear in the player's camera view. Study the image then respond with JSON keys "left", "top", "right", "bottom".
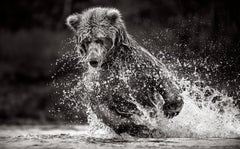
{"left": 66, "top": 14, "right": 81, "bottom": 32}
{"left": 106, "top": 9, "right": 121, "bottom": 24}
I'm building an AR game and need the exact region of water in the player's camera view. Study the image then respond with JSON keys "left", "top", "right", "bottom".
{"left": 48, "top": 30, "right": 240, "bottom": 148}
{"left": 0, "top": 125, "right": 240, "bottom": 149}
{"left": 1, "top": 43, "right": 240, "bottom": 149}
{"left": 54, "top": 43, "right": 240, "bottom": 138}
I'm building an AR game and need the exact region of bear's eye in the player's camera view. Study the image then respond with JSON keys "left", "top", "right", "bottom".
{"left": 103, "top": 38, "right": 113, "bottom": 49}
{"left": 82, "top": 40, "right": 91, "bottom": 49}
{"left": 95, "top": 39, "right": 103, "bottom": 44}
{"left": 85, "top": 40, "right": 91, "bottom": 45}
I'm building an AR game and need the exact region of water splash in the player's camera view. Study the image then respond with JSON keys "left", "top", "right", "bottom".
{"left": 54, "top": 36, "right": 240, "bottom": 138}
{"left": 119, "top": 49, "right": 240, "bottom": 138}
{"left": 135, "top": 78, "right": 240, "bottom": 138}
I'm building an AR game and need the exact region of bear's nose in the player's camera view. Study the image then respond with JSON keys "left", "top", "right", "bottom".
{"left": 89, "top": 60, "right": 99, "bottom": 68}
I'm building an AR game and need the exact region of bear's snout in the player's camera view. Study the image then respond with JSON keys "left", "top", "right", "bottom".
{"left": 87, "top": 47, "right": 103, "bottom": 68}
{"left": 88, "top": 54, "right": 102, "bottom": 68}
{"left": 89, "top": 59, "right": 99, "bottom": 68}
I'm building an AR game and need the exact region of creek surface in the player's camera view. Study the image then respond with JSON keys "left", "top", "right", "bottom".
{"left": 0, "top": 125, "right": 240, "bottom": 149}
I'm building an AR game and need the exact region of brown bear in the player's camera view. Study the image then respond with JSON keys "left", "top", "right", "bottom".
{"left": 66, "top": 7, "right": 183, "bottom": 137}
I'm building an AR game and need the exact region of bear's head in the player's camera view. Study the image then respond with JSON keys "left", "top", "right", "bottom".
{"left": 66, "top": 7, "right": 131, "bottom": 68}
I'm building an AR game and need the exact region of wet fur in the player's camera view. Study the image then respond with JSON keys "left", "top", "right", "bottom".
{"left": 66, "top": 7, "right": 184, "bottom": 137}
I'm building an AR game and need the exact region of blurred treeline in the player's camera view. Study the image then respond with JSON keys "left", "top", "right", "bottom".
{"left": 0, "top": 0, "right": 240, "bottom": 124}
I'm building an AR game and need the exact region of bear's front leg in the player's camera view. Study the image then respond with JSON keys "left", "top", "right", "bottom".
{"left": 156, "top": 78, "right": 184, "bottom": 118}
{"left": 91, "top": 101, "right": 153, "bottom": 137}
{"left": 162, "top": 96, "right": 184, "bottom": 118}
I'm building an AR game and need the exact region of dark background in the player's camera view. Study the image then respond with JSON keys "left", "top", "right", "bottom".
{"left": 0, "top": 0, "right": 240, "bottom": 124}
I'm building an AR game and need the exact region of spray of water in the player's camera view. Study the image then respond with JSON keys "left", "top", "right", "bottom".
{"left": 114, "top": 48, "right": 240, "bottom": 138}
{"left": 54, "top": 34, "right": 240, "bottom": 138}
{"left": 133, "top": 77, "right": 240, "bottom": 138}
